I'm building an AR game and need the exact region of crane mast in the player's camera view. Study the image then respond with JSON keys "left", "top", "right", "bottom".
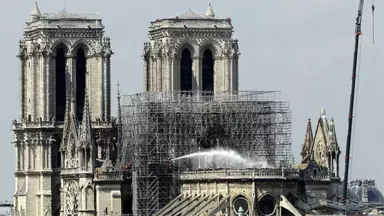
{"left": 342, "top": 0, "right": 364, "bottom": 203}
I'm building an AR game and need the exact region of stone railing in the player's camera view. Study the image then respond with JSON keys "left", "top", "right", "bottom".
{"left": 94, "top": 172, "right": 124, "bottom": 181}
{"left": 150, "top": 19, "right": 232, "bottom": 31}
{"left": 310, "top": 175, "right": 331, "bottom": 181}
{"left": 180, "top": 168, "right": 301, "bottom": 181}
{"left": 11, "top": 120, "right": 114, "bottom": 129}
{"left": 11, "top": 121, "right": 56, "bottom": 129}
{"left": 41, "top": 12, "right": 101, "bottom": 20}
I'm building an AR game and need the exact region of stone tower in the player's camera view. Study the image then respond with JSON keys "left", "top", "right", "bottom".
{"left": 142, "top": 3, "right": 240, "bottom": 93}
{"left": 12, "top": 3, "right": 121, "bottom": 216}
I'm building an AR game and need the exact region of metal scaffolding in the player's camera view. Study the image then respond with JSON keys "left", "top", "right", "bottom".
{"left": 119, "top": 91, "right": 293, "bottom": 215}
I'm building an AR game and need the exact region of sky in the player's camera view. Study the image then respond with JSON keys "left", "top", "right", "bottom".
{"left": 0, "top": 0, "right": 382, "bottom": 203}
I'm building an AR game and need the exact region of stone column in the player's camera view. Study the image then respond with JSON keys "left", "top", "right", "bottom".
{"left": 15, "top": 142, "right": 19, "bottom": 170}
{"left": 19, "top": 57, "right": 25, "bottom": 120}
{"left": 32, "top": 140, "right": 36, "bottom": 170}
{"left": 96, "top": 185, "right": 100, "bottom": 213}
{"left": 44, "top": 54, "right": 51, "bottom": 121}
{"left": 228, "top": 56, "right": 233, "bottom": 93}
{"left": 103, "top": 55, "right": 108, "bottom": 121}
{"left": 40, "top": 54, "right": 45, "bottom": 120}
{"left": 156, "top": 56, "right": 162, "bottom": 91}
{"left": 105, "top": 55, "right": 111, "bottom": 120}
{"left": 220, "top": 56, "right": 228, "bottom": 92}
{"left": 30, "top": 54, "right": 36, "bottom": 119}
{"left": 148, "top": 57, "right": 153, "bottom": 91}
{"left": 192, "top": 56, "right": 201, "bottom": 91}
{"left": 21, "top": 142, "right": 24, "bottom": 170}
{"left": 51, "top": 56, "right": 56, "bottom": 119}
{"left": 48, "top": 142, "right": 52, "bottom": 169}
{"left": 163, "top": 56, "right": 172, "bottom": 92}
{"left": 100, "top": 55, "right": 105, "bottom": 121}
{"left": 41, "top": 140, "right": 45, "bottom": 170}
{"left": 225, "top": 56, "right": 232, "bottom": 92}
{"left": 26, "top": 140, "right": 30, "bottom": 170}
{"left": 143, "top": 57, "right": 149, "bottom": 91}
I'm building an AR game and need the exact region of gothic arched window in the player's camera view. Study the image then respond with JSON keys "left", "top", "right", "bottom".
{"left": 180, "top": 49, "right": 193, "bottom": 92}
{"left": 76, "top": 48, "right": 86, "bottom": 121}
{"left": 202, "top": 49, "right": 214, "bottom": 93}
{"left": 55, "top": 46, "right": 66, "bottom": 122}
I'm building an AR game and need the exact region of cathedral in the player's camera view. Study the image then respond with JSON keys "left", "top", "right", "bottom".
{"left": 12, "top": 2, "right": 240, "bottom": 216}
{"left": 11, "top": 2, "right": 382, "bottom": 216}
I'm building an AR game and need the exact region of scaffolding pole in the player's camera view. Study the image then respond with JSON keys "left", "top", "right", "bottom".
{"left": 119, "top": 91, "right": 293, "bottom": 215}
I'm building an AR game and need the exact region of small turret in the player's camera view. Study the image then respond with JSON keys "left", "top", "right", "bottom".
{"left": 327, "top": 118, "right": 341, "bottom": 177}
{"left": 301, "top": 118, "right": 314, "bottom": 163}
{"left": 31, "top": 1, "right": 41, "bottom": 21}
{"left": 205, "top": 3, "right": 215, "bottom": 18}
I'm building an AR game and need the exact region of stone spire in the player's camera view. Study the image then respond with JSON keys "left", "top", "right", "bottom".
{"left": 62, "top": 85, "right": 79, "bottom": 168}
{"left": 116, "top": 80, "right": 122, "bottom": 165}
{"left": 117, "top": 80, "right": 122, "bottom": 127}
{"left": 205, "top": 2, "right": 215, "bottom": 17}
{"left": 327, "top": 118, "right": 341, "bottom": 176}
{"left": 301, "top": 118, "right": 314, "bottom": 163}
{"left": 79, "top": 90, "right": 92, "bottom": 149}
{"left": 31, "top": 1, "right": 41, "bottom": 21}
{"left": 62, "top": 87, "right": 78, "bottom": 147}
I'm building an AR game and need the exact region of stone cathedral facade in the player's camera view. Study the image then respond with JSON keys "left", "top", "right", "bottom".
{"left": 143, "top": 4, "right": 240, "bottom": 93}
{"left": 11, "top": 2, "right": 241, "bottom": 216}
{"left": 12, "top": 3, "right": 122, "bottom": 216}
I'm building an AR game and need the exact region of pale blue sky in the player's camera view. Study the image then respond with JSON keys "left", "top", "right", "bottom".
{"left": 0, "top": 0, "right": 383, "bottom": 202}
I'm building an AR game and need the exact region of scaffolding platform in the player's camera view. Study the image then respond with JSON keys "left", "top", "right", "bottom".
{"left": 119, "top": 91, "right": 293, "bottom": 215}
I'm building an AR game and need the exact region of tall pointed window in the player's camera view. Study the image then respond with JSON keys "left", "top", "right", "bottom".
{"left": 76, "top": 48, "right": 86, "bottom": 121}
{"left": 202, "top": 49, "right": 214, "bottom": 93}
{"left": 180, "top": 49, "right": 193, "bottom": 92}
{"left": 55, "top": 47, "right": 66, "bottom": 121}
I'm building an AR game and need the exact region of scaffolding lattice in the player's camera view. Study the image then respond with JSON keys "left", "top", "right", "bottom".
{"left": 120, "top": 91, "right": 293, "bottom": 215}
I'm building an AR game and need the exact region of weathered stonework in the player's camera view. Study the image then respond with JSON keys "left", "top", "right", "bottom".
{"left": 156, "top": 168, "right": 337, "bottom": 216}
{"left": 18, "top": 6, "right": 112, "bottom": 122}
{"left": 12, "top": 3, "right": 121, "bottom": 216}
{"left": 142, "top": 7, "right": 240, "bottom": 93}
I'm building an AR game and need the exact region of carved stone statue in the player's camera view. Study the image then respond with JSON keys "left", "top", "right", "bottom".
{"left": 64, "top": 180, "right": 79, "bottom": 215}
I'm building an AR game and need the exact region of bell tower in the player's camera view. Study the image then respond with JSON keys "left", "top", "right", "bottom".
{"left": 143, "top": 3, "right": 240, "bottom": 94}
{"left": 18, "top": 4, "right": 112, "bottom": 122}
{"left": 12, "top": 3, "right": 117, "bottom": 216}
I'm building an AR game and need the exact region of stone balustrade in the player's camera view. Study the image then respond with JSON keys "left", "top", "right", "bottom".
{"left": 180, "top": 168, "right": 302, "bottom": 181}
{"left": 42, "top": 12, "right": 101, "bottom": 20}
{"left": 11, "top": 119, "right": 114, "bottom": 129}
{"left": 94, "top": 172, "right": 124, "bottom": 182}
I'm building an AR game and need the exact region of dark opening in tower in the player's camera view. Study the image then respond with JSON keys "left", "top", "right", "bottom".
{"left": 180, "top": 49, "right": 193, "bottom": 92}
{"left": 76, "top": 48, "right": 86, "bottom": 121}
{"left": 55, "top": 47, "right": 66, "bottom": 122}
{"left": 202, "top": 49, "right": 214, "bottom": 93}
